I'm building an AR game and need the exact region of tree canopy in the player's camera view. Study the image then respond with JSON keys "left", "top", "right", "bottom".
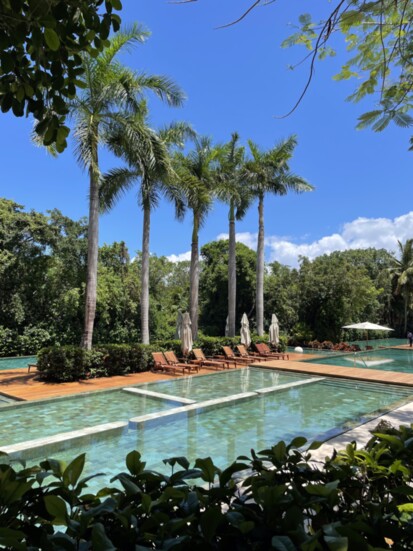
{"left": 0, "top": 0, "right": 122, "bottom": 150}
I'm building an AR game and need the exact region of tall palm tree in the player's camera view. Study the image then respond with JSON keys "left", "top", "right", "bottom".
{"left": 215, "top": 133, "right": 250, "bottom": 337}
{"left": 389, "top": 239, "right": 413, "bottom": 334}
{"left": 100, "top": 113, "right": 193, "bottom": 344}
{"left": 70, "top": 25, "right": 185, "bottom": 349}
{"left": 174, "top": 136, "right": 219, "bottom": 339}
{"left": 244, "top": 136, "right": 313, "bottom": 336}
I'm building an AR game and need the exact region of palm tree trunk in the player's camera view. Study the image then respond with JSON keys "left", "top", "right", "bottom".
{"left": 228, "top": 201, "right": 236, "bottom": 337}
{"left": 256, "top": 194, "right": 265, "bottom": 336}
{"left": 82, "top": 129, "right": 99, "bottom": 350}
{"left": 190, "top": 212, "right": 199, "bottom": 340}
{"left": 141, "top": 199, "right": 151, "bottom": 344}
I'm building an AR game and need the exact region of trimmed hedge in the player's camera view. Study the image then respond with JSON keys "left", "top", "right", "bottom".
{"left": 1, "top": 423, "right": 413, "bottom": 549}
{"left": 37, "top": 336, "right": 287, "bottom": 382}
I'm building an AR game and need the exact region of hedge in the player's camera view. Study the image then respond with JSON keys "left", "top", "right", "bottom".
{"left": 37, "top": 336, "right": 287, "bottom": 382}
{"left": 0, "top": 422, "right": 413, "bottom": 549}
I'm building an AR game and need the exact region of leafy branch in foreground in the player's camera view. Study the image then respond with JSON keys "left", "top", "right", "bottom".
{"left": 1, "top": 422, "right": 413, "bottom": 549}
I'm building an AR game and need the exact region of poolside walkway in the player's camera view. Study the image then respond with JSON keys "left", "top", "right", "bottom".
{"left": 0, "top": 366, "right": 237, "bottom": 402}
{"left": 252, "top": 358, "right": 413, "bottom": 386}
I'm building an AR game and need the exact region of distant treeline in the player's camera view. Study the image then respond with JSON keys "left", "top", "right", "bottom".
{"left": 0, "top": 198, "right": 409, "bottom": 356}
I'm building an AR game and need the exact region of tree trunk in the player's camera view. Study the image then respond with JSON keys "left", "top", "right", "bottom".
{"left": 190, "top": 212, "right": 199, "bottom": 340}
{"left": 228, "top": 201, "right": 236, "bottom": 337}
{"left": 141, "top": 199, "right": 151, "bottom": 344}
{"left": 256, "top": 194, "right": 265, "bottom": 336}
{"left": 404, "top": 291, "right": 409, "bottom": 335}
{"left": 81, "top": 128, "right": 100, "bottom": 350}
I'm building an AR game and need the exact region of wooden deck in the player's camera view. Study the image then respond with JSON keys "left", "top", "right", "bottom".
{"left": 251, "top": 358, "right": 413, "bottom": 387}
{"left": 0, "top": 366, "right": 240, "bottom": 402}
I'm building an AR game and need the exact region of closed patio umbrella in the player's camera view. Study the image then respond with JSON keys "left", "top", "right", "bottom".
{"left": 181, "top": 312, "right": 193, "bottom": 355}
{"left": 342, "top": 321, "right": 394, "bottom": 347}
{"left": 174, "top": 311, "right": 183, "bottom": 340}
{"left": 269, "top": 313, "right": 280, "bottom": 347}
{"left": 240, "top": 313, "right": 251, "bottom": 348}
{"left": 225, "top": 316, "right": 229, "bottom": 337}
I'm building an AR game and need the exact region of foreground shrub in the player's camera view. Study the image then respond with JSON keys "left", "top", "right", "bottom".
{"left": 1, "top": 424, "right": 413, "bottom": 549}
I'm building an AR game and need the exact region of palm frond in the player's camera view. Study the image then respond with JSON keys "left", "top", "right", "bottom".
{"left": 100, "top": 167, "right": 140, "bottom": 212}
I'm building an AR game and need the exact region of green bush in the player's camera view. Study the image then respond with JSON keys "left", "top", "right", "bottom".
{"left": 1, "top": 423, "right": 413, "bottom": 549}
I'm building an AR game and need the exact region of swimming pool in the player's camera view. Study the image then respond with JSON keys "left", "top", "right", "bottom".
{"left": 20, "top": 376, "right": 413, "bottom": 488}
{"left": 304, "top": 347, "right": 413, "bottom": 373}
{"left": 0, "top": 389, "right": 175, "bottom": 446}
{"left": 0, "top": 355, "right": 37, "bottom": 370}
{"left": 136, "top": 367, "right": 317, "bottom": 400}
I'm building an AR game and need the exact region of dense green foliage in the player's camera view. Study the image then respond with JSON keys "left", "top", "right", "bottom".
{"left": 37, "top": 335, "right": 280, "bottom": 382}
{"left": 0, "top": 199, "right": 410, "bottom": 356}
{"left": 1, "top": 423, "right": 413, "bottom": 549}
{"left": 0, "top": 0, "right": 122, "bottom": 151}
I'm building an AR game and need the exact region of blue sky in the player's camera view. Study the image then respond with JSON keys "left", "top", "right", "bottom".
{"left": 2, "top": 1, "right": 412, "bottom": 267}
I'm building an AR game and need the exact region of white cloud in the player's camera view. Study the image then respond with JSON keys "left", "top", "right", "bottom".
{"left": 167, "top": 212, "right": 413, "bottom": 267}
{"left": 217, "top": 231, "right": 258, "bottom": 250}
{"left": 265, "top": 213, "right": 413, "bottom": 267}
{"left": 167, "top": 251, "right": 191, "bottom": 263}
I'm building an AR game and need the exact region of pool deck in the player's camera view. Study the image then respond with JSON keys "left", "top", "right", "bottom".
{"left": 251, "top": 356, "right": 413, "bottom": 386}
{"left": 0, "top": 365, "right": 244, "bottom": 401}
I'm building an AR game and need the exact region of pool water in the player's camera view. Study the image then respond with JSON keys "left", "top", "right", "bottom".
{"left": 27, "top": 378, "right": 413, "bottom": 486}
{"left": 0, "top": 355, "right": 37, "bottom": 370}
{"left": 0, "top": 390, "right": 173, "bottom": 446}
{"left": 305, "top": 348, "right": 413, "bottom": 373}
{"left": 137, "top": 367, "right": 316, "bottom": 400}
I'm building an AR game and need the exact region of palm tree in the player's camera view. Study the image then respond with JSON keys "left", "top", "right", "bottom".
{"left": 244, "top": 136, "right": 313, "bottom": 336}
{"left": 100, "top": 113, "right": 193, "bottom": 344}
{"left": 174, "top": 137, "right": 219, "bottom": 339}
{"left": 389, "top": 239, "right": 413, "bottom": 334}
{"left": 215, "top": 133, "right": 250, "bottom": 337}
{"left": 69, "top": 25, "right": 185, "bottom": 349}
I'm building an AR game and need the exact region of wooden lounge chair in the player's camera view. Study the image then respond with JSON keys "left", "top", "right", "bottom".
{"left": 236, "top": 344, "right": 267, "bottom": 362}
{"left": 220, "top": 346, "right": 251, "bottom": 365}
{"left": 28, "top": 363, "right": 38, "bottom": 373}
{"left": 191, "top": 348, "right": 234, "bottom": 370}
{"left": 151, "top": 352, "right": 187, "bottom": 376}
{"left": 163, "top": 351, "right": 200, "bottom": 373}
{"left": 254, "top": 342, "right": 289, "bottom": 360}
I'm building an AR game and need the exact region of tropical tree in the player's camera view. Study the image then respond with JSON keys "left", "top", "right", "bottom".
{"left": 70, "top": 25, "right": 184, "bottom": 349}
{"left": 100, "top": 114, "right": 192, "bottom": 344}
{"left": 174, "top": 137, "right": 219, "bottom": 339}
{"left": 388, "top": 239, "right": 413, "bottom": 335}
{"left": 215, "top": 133, "right": 250, "bottom": 337}
{"left": 243, "top": 136, "right": 313, "bottom": 336}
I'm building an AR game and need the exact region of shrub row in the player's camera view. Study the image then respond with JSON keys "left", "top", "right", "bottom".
{"left": 37, "top": 336, "right": 287, "bottom": 382}
{"left": 1, "top": 422, "right": 412, "bottom": 549}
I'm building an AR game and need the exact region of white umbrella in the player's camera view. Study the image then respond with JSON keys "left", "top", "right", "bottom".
{"left": 269, "top": 313, "right": 280, "bottom": 347}
{"left": 342, "top": 321, "right": 394, "bottom": 347}
{"left": 240, "top": 312, "right": 251, "bottom": 348}
{"left": 225, "top": 316, "right": 229, "bottom": 337}
{"left": 181, "top": 312, "right": 193, "bottom": 355}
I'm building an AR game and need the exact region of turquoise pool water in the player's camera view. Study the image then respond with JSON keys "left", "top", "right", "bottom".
{"left": 349, "top": 338, "right": 406, "bottom": 349}
{"left": 0, "top": 355, "right": 37, "bottom": 370}
{"left": 27, "top": 378, "right": 413, "bottom": 485}
{"left": 305, "top": 347, "right": 413, "bottom": 373}
{"left": 137, "top": 367, "right": 316, "bottom": 400}
{"left": 0, "top": 390, "right": 174, "bottom": 446}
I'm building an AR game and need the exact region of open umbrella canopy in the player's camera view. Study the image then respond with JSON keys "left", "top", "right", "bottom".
{"left": 342, "top": 322, "right": 394, "bottom": 331}
{"left": 342, "top": 321, "right": 394, "bottom": 348}
{"left": 269, "top": 313, "right": 280, "bottom": 346}
{"left": 240, "top": 313, "right": 251, "bottom": 348}
{"left": 181, "top": 312, "right": 193, "bottom": 355}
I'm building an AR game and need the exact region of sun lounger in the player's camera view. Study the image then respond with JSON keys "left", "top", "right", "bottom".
{"left": 254, "top": 342, "right": 289, "bottom": 360}
{"left": 163, "top": 351, "right": 200, "bottom": 373}
{"left": 191, "top": 348, "right": 234, "bottom": 369}
{"left": 220, "top": 346, "right": 251, "bottom": 365}
{"left": 236, "top": 344, "right": 267, "bottom": 362}
{"left": 28, "top": 363, "right": 38, "bottom": 373}
{"left": 151, "top": 352, "right": 187, "bottom": 375}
